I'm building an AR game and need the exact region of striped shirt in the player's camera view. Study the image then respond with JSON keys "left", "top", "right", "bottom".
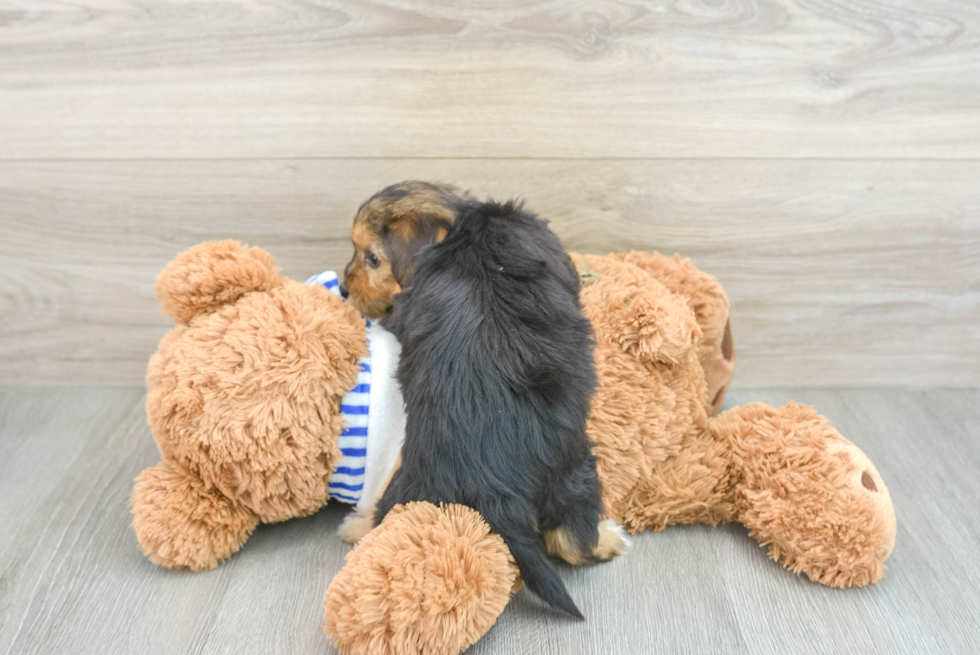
{"left": 307, "top": 270, "right": 371, "bottom": 504}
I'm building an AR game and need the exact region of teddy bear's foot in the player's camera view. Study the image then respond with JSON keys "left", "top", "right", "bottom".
{"left": 714, "top": 402, "right": 896, "bottom": 587}
{"left": 131, "top": 460, "right": 259, "bottom": 571}
{"left": 325, "top": 502, "right": 519, "bottom": 655}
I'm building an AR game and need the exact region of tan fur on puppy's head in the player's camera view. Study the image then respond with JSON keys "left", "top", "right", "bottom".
{"left": 343, "top": 181, "right": 468, "bottom": 318}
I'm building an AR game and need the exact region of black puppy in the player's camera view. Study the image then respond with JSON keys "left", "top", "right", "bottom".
{"left": 376, "top": 199, "right": 625, "bottom": 619}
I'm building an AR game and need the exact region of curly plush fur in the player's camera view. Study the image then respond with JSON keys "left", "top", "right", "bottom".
{"left": 325, "top": 250, "right": 896, "bottom": 655}
{"left": 325, "top": 502, "right": 520, "bottom": 655}
{"left": 126, "top": 239, "right": 895, "bottom": 655}
{"left": 132, "top": 241, "right": 367, "bottom": 570}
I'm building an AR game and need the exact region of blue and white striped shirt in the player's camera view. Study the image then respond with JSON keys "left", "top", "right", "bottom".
{"left": 307, "top": 270, "right": 371, "bottom": 504}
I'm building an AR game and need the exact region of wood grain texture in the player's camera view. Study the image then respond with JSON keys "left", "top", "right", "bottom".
{"left": 0, "top": 387, "right": 978, "bottom": 654}
{"left": 2, "top": 159, "right": 977, "bottom": 387}
{"left": 1, "top": 0, "right": 980, "bottom": 159}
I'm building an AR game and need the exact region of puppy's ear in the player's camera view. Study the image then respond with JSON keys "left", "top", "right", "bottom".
{"left": 381, "top": 214, "right": 453, "bottom": 286}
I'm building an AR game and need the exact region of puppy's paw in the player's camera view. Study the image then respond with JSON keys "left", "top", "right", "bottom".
{"left": 338, "top": 508, "right": 375, "bottom": 545}
{"left": 593, "top": 520, "right": 631, "bottom": 561}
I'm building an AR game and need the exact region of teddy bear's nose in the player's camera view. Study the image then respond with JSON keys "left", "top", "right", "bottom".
{"left": 339, "top": 283, "right": 349, "bottom": 299}
{"left": 861, "top": 469, "right": 878, "bottom": 492}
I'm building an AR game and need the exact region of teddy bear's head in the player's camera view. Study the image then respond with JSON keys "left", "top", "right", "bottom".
{"left": 145, "top": 241, "right": 368, "bottom": 523}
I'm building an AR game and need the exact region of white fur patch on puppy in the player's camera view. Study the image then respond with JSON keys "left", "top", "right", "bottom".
{"left": 338, "top": 507, "right": 376, "bottom": 545}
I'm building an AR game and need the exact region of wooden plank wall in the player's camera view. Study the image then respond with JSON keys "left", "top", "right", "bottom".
{"left": 1, "top": 0, "right": 978, "bottom": 387}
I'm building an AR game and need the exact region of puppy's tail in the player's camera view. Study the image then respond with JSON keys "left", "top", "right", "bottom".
{"left": 482, "top": 503, "right": 584, "bottom": 620}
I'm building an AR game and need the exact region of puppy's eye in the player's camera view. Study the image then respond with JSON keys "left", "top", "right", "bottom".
{"left": 364, "top": 251, "right": 380, "bottom": 269}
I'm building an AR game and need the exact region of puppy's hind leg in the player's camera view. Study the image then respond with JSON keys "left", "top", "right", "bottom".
{"left": 338, "top": 505, "right": 376, "bottom": 544}
{"left": 591, "top": 519, "right": 631, "bottom": 561}
{"left": 339, "top": 454, "right": 402, "bottom": 544}
{"left": 542, "top": 460, "right": 630, "bottom": 565}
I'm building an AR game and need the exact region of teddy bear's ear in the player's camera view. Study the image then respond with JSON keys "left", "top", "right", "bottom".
{"left": 156, "top": 240, "right": 282, "bottom": 323}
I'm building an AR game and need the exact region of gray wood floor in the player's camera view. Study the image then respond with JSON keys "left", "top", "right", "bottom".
{"left": 0, "top": 386, "right": 977, "bottom": 655}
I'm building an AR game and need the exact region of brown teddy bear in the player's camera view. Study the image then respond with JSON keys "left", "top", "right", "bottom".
{"left": 130, "top": 241, "right": 895, "bottom": 655}
{"left": 322, "top": 251, "right": 896, "bottom": 655}
{"left": 131, "top": 241, "right": 369, "bottom": 570}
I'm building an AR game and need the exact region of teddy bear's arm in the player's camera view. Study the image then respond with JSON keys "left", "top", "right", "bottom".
{"left": 609, "top": 251, "right": 735, "bottom": 413}
{"left": 578, "top": 254, "right": 702, "bottom": 366}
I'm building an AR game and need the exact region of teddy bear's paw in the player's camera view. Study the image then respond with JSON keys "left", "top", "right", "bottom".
{"left": 593, "top": 519, "right": 632, "bottom": 562}
{"left": 131, "top": 460, "right": 259, "bottom": 571}
{"left": 337, "top": 506, "right": 375, "bottom": 544}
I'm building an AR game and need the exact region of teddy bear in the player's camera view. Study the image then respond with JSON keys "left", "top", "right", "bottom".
{"left": 131, "top": 240, "right": 370, "bottom": 570}
{"left": 130, "top": 240, "right": 735, "bottom": 571}
{"left": 129, "top": 240, "right": 895, "bottom": 655}
{"left": 322, "top": 252, "right": 896, "bottom": 655}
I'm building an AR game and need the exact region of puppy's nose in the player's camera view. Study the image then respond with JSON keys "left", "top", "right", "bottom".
{"left": 339, "top": 282, "right": 349, "bottom": 299}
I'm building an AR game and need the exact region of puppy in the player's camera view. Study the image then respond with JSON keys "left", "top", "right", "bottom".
{"left": 375, "top": 199, "right": 624, "bottom": 619}
{"left": 340, "top": 181, "right": 468, "bottom": 318}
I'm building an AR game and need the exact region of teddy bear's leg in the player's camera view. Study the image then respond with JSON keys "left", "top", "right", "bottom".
{"left": 131, "top": 460, "right": 259, "bottom": 571}
{"left": 325, "top": 502, "right": 520, "bottom": 655}
{"left": 711, "top": 402, "right": 896, "bottom": 587}
{"left": 610, "top": 251, "right": 735, "bottom": 414}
